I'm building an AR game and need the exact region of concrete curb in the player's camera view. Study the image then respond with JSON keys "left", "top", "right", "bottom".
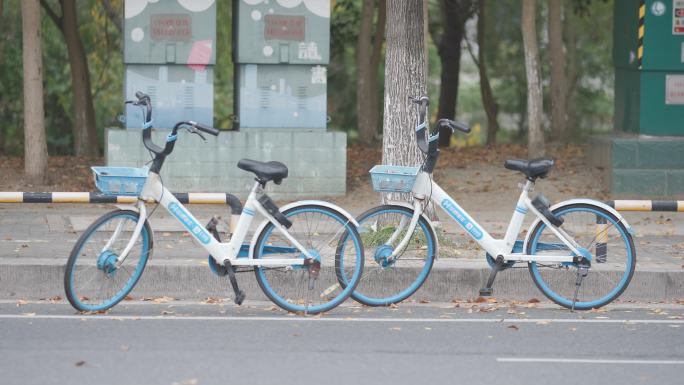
{"left": 1, "top": 262, "right": 681, "bottom": 303}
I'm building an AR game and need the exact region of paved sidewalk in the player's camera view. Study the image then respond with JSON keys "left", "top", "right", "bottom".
{"left": 1, "top": 200, "right": 682, "bottom": 303}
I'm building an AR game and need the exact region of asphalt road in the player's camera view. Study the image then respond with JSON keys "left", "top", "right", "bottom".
{"left": 1, "top": 300, "right": 683, "bottom": 385}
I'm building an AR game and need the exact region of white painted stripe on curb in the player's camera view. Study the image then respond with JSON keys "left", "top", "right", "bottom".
{"left": 1, "top": 314, "right": 683, "bottom": 324}
{"left": 497, "top": 358, "right": 684, "bottom": 365}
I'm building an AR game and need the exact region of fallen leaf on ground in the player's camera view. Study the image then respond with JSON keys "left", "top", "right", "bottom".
{"left": 528, "top": 298, "right": 540, "bottom": 303}
{"left": 75, "top": 361, "right": 86, "bottom": 367}
{"left": 419, "top": 299, "right": 430, "bottom": 304}
{"left": 507, "top": 325, "right": 519, "bottom": 331}
{"left": 141, "top": 296, "right": 176, "bottom": 304}
{"left": 201, "top": 297, "right": 222, "bottom": 304}
{"left": 16, "top": 299, "right": 28, "bottom": 307}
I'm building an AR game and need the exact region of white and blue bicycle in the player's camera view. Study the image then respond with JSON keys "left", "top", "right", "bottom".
{"left": 64, "top": 92, "right": 364, "bottom": 315}
{"left": 349, "top": 96, "right": 636, "bottom": 310}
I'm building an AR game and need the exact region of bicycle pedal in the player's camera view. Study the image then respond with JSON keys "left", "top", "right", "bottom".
{"left": 479, "top": 287, "right": 494, "bottom": 297}
{"left": 234, "top": 290, "right": 246, "bottom": 305}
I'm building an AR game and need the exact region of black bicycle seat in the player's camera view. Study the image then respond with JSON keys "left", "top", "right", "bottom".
{"left": 504, "top": 157, "right": 554, "bottom": 180}
{"left": 237, "top": 159, "right": 288, "bottom": 184}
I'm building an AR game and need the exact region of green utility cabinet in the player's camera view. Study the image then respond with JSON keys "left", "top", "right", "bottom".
{"left": 614, "top": 0, "right": 684, "bottom": 135}
{"left": 123, "top": 0, "right": 216, "bottom": 129}
{"left": 233, "top": 0, "right": 330, "bottom": 129}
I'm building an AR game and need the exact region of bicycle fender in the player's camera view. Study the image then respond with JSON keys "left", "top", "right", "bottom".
{"left": 383, "top": 200, "right": 440, "bottom": 257}
{"left": 522, "top": 198, "right": 635, "bottom": 253}
{"left": 115, "top": 204, "right": 139, "bottom": 212}
{"left": 247, "top": 200, "right": 361, "bottom": 260}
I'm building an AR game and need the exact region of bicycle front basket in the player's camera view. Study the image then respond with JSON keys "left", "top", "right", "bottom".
{"left": 91, "top": 166, "right": 149, "bottom": 196}
{"left": 369, "top": 165, "right": 420, "bottom": 193}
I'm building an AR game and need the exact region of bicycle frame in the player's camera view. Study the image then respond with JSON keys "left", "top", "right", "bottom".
{"left": 386, "top": 172, "right": 580, "bottom": 264}
{"left": 112, "top": 171, "right": 314, "bottom": 268}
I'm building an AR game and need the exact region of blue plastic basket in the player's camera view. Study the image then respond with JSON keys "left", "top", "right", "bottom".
{"left": 92, "top": 166, "right": 149, "bottom": 196}
{"left": 369, "top": 165, "right": 420, "bottom": 193}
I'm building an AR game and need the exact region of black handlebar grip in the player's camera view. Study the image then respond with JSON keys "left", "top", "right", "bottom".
{"left": 449, "top": 119, "right": 471, "bottom": 134}
{"left": 438, "top": 118, "right": 471, "bottom": 134}
{"left": 194, "top": 122, "right": 220, "bottom": 136}
{"left": 135, "top": 91, "right": 149, "bottom": 101}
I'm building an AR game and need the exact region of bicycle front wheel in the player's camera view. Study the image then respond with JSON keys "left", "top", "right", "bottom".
{"left": 65, "top": 210, "right": 152, "bottom": 312}
{"left": 527, "top": 203, "right": 636, "bottom": 310}
{"left": 346, "top": 205, "right": 436, "bottom": 306}
{"left": 253, "top": 204, "right": 364, "bottom": 314}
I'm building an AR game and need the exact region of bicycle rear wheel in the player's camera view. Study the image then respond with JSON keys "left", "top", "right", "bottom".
{"left": 527, "top": 203, "right": 636, "bottom": 310}
{"left": 344, "top": 205, "right": 436, "bottom": 306}
{"left": 253, "top": 204, "right": 364, "bottom": 314}
{"left": 65, "top": 210, "right": 152, "bottom": 312}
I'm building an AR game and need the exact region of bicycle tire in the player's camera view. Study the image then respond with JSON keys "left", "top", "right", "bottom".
{"left": 253, "top": 204, "right": 364, "bottom": 314}
{"left": 342, "top": 205, "right": 436, "bottom": 306}
{"left": 65, "top": 210, "right": 152, "bottom": 312}
{"left": 527, "top": 203, "right": 636, "bottom": 310}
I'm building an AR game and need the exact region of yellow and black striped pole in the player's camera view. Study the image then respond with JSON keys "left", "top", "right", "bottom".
{"left": 0, "top": 191, "right": 243, "bottom": 213}
{"left": 638, "top": 0, "right": 645, "bottom": 69}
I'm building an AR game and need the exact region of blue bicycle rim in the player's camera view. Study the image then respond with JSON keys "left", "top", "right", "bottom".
{"left": 347, "top": 208, "right": 435, "bottom": 306}
{"left": 529, "top": 207, "right": 634, "bottom": 309}
{"left": 255, "top": 207, "right": 363, "bottom": 313}
{"left": 69, "top": 213, "right": 150, "bottom": 311}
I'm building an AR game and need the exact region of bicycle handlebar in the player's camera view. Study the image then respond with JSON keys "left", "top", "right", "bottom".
{"left": 411, "top": 95, "right": 471, "bottom": 156}
{"left": 411, "top": 95, "right": 471, "bottom": 173}
{"left": 126, "top": 92, "right": 219, "bottom": 172}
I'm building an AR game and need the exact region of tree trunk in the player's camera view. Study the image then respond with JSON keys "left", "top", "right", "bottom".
{"left": 476, "top": 0, "right": 499, "bottom": 146}
{"left": 21, "top": 0, "right": 48, "bottom": 182}
{"left": 357, "top": 0, "right": 375, "bottom": 145}
{"left": 41, "top": 0, "right": 99, "bottom": 156}
{"left": 548, "top": 0, "right": 566, "bottom": 141}
{"left": 61, "top": 0, "right": 98, "bottom": 156}
{"left": 382, "top": 0, "right": 426, "bottom": 181}
{"left": 521, "top": 0, "right": 544, "bottom": 158}
{"left": 436, "top": 0, "right": 470, "bottom": 147}
{"left": 563, "top": 0, "right": 579, "bottom": 137}
{"left": 367, "top": 0, "right": 386, "bottom": 142}
{"left": 101, "top": 0, "right": 122, "bottom": 33}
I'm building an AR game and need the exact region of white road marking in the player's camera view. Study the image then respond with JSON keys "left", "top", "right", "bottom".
{"left": 0, "top": 314, "right": 683, "bottom": 324}
{"left": 497, "top": 358, "right": 684, "bottom": 365}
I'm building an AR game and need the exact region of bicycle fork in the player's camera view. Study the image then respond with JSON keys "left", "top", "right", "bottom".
{"left": 99, "top": 201, "right": 148, "bottom": 268}
{"left": 383, "top": 200, "right": 425, "bottom": 265}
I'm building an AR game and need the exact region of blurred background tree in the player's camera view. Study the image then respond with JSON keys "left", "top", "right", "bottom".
{"left": 0, "top": 0, "right": 616, "bottom": 158}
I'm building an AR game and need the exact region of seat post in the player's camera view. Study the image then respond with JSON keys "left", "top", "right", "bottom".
{"left": 522, "top": 180, "right": 535, "bottom": 191}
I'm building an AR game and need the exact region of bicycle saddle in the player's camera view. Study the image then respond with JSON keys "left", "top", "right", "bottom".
{"left": 237, "top": 159, "right": 288, "bottom": 184}
{"left": 504, "top": 157, "right": 554, "bottom": 180}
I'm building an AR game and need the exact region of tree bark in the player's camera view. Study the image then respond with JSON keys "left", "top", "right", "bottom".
{"left": 382, "top": 0, "right": 426, "bottom": 189}
{"left": 521, "top": 0, "right": 544, "bottom": 158}
{"left": 475, "top": 0, "right": 499, "bottom": 146}
{"left": 21, "top": 0, "right": 48, "bottom": 182}
{"left": 41, "top": 0, "right": 99, "bottom": 156}
{"left": 548, "top": 0, "right": 566, "bottom": 141}
{"left": 436, "top": 0, "right": 473, "bottom": 147}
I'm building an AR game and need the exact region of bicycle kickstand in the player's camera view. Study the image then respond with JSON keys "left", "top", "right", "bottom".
{"left": 479, "top": 255, "right": 505, "bottom": 297}
{"left": 571, "top": 265, "right": 589, "bottom": 312}
{"left": 224, "top": 260, "right": 246, "bottom": 306}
